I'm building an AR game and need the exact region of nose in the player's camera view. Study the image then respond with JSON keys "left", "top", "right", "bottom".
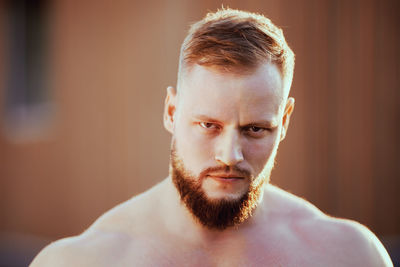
{"left": 214, "top": 129, "right": 244, "bottom": 166}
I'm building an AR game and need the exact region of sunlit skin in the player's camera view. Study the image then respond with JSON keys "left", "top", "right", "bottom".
{"left": 166, "top": 62, "right": 288, "bottom": 230}
{"left": 31, "top": 62, "right": 393, "bottom": 267}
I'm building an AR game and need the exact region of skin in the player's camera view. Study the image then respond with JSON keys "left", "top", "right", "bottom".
{"left": 30, "top": 62, "right": 393, "bottom": 267}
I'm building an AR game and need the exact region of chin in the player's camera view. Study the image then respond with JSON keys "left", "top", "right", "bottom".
{"left": 201, "top": 176, "right": 250, "bottom": 199}
{"left": 202, "top": 188, "right": 248, "bottom": 202}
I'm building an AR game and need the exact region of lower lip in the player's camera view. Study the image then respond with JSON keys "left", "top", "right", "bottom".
{"left": 208, "top": 176, "right": 244, "bottom": 182}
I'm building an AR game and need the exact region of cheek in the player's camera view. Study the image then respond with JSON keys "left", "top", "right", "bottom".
{"left": 174, "top": 122, "right": 215, "bottom": 173}
{"left": 243, "top": 137, "right": 277, "bottom": 173}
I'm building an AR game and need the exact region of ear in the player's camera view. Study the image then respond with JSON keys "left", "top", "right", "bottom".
{"left": 280, "top": 97, "right": 295, "bottom": 141}
{"left": 163, "top": 86, "right": 177, "bottom": 134}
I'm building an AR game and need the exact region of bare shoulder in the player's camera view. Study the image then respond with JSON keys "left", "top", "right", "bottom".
{"left": 265, "top": 185, "right": 393, "bottom": 266}
{"left": 318, "top": 217, "right": 392, "bottom": 266}
{"left": 31, "top": 181, "right": 164, "bottom": 266}
{"left": 30, "top": 228, "right": 132, "bottom": 267}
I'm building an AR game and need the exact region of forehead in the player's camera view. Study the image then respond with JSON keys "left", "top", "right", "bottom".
{"left": 178, "top": 63, "right": 284, "bottom": 123}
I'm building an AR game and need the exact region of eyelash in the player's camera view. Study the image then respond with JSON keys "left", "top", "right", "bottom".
{"left": 199, "top": 122, "right": 220, "bottom": 130}
{"left": 198, "top": 122, "right": 270, "bottom": 135}
{"left": 243, "top": 126, "right": 268, "bottom": 133}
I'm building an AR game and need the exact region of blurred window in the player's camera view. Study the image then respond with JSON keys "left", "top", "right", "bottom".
{"left": 3, "top": 0, "right": 53, "bottom": 142}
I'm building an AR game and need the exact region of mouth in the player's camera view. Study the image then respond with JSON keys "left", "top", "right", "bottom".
{"left": 207, "top": 174, "right": 245, "bottom": 181}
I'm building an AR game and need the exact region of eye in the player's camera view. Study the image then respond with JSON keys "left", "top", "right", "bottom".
{"left": 199, "top": 122, "right": 219, "bottom": 130}
{"left": 243, "top": 125, "right": 269, "bottom": 137}
{"left": 248, "top": 126, "right": 263, "bottom": 132}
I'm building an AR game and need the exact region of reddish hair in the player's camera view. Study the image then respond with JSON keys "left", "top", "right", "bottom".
{"left": 178, "top": 8, "right": 295, "bottom": 94}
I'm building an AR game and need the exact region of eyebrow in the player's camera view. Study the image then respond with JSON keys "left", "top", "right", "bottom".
{"left": 193, "top": 114, "right": 224, "bottom": 124}
{"left": 247, "top": 120, "right": 278, "bottom": 128}
{"left": 193, "top": 114, "right": 278, "bottom": 128}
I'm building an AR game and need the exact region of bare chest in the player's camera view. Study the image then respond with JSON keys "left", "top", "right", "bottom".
{"left": 114, "top": 236, "right": 337, "bottom": 267}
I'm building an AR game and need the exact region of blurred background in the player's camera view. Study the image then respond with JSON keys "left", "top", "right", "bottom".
{"left": 1, "top": 0, "right": 399, "bottom": 266}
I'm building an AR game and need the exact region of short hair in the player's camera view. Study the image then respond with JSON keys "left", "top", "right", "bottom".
{"left": 178, "top": 8, "right": 295, "bottom": 96}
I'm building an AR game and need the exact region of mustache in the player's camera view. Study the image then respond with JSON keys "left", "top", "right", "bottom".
{"left": 198, "top": 165, "right": 252, "bottom": 180}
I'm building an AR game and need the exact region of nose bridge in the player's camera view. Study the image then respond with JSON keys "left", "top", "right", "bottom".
{"left": 215, "top": 127, "right": 244, "bottom": 166}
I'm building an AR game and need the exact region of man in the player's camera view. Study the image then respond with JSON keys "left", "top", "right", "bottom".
{"left": 31, "top": 8, "right": 392, "bottom": 266}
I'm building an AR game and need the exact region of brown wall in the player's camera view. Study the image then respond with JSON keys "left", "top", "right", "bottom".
{"left": 1, "top": 0, "right": 399, "bottom": 247}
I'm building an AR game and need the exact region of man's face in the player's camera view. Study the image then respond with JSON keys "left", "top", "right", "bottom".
{"left": 164, "top": 62, "right": 293, "bottom": 229}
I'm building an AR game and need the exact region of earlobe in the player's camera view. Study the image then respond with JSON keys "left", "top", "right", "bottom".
{"left": 163, "top": 86, "right": 177, "bottom": 134}
{"left": 280, "top": 97, "right": 295, "bottom": 141}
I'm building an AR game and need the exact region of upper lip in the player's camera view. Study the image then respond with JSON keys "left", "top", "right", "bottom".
{"left": 207, "top": 173, "right": 245, "bottom": 179}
